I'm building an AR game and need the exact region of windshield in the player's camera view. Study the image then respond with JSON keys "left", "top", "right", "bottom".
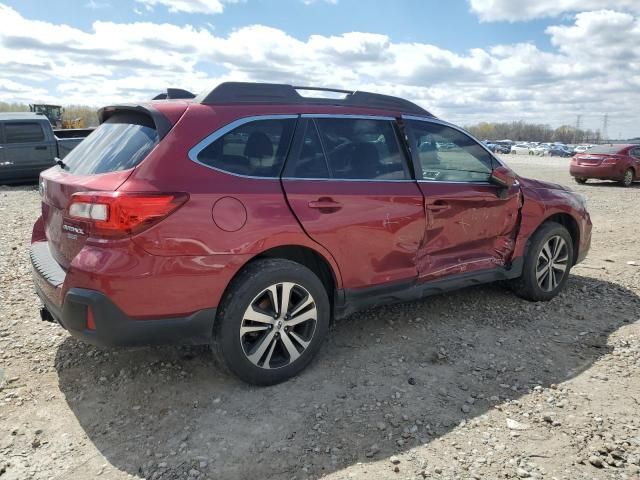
{"left": 62, "top": 112, "right": 158, "bottom": 175}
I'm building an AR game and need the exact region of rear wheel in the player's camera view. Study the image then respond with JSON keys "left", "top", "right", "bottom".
{"left": 510, "top": 222, "right": 573, "bottom": 302}
{"left": 621, "top": 168, "right": 634, "bottom": 187}
{"left": 574, "top": 177, "right": 587, "bottom": 184}
{"left": 212, "top": 258, "right": 330, "bottom": 385}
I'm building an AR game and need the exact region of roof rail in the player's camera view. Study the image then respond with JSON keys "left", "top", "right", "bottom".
{"left": 195, "top": 82, "right": 432, "bottom": 116}
{"left": 152, "top": 88, "right": 196, "bottom": 100}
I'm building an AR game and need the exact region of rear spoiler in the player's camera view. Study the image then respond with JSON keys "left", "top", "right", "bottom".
{"left": 97, "top": 104, "right": 173, "bottom": 140}
{"left": 152, "top": 88, "right": 196, "bottom": 100}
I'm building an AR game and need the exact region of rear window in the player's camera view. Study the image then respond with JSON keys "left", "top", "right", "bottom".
{"left": 585, "top": 145, "right": 623, "bottom": 155}
{"left": 4, "top": 122, "right": 45, "bottom": 143}
{"left": 62, "top": 112, "right": 158, "bottom": 175}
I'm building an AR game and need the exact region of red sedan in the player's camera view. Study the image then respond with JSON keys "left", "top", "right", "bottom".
{"left": 571, "top": 144, "right": 640, "bottom": 187}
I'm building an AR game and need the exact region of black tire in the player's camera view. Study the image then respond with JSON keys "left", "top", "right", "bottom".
{"left": 574, "top": 177, "right": 587, "bottom": 184}
{"left": 510, "top": 222, "right": 574, "bottom": 302}
{"left": 621, "top": 168, "right": 634, "bottom": 187}
{"left": 211, "top": 258, "right": 330, "bottom": 385}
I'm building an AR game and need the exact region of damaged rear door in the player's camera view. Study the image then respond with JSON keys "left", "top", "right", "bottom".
{"left": 403, "top": 118, "right": 521, "bottom": 282}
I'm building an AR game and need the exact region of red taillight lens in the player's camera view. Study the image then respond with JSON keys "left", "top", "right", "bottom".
{"left": 602, "top": 157, "right": 618, "bottom": 165}
{"left": 67, "top": 191, "right": 188, "bottom": 238}
{"left": 87, "top": 307, "right": 96, "bottom": 330}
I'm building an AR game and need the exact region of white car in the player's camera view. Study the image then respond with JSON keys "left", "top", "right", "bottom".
{"left": 511, "top": 143, "right": 533, "bottom": 155}
{"left": 532, "top": 144, "right": 551, "bottom": 156}
{"left": 573, "top": 145, "right": 591, "bottom": 154}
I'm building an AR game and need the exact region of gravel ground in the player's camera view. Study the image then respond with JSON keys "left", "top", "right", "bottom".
{"left": 0, "top": 155, "right": 639, "bottom": 480}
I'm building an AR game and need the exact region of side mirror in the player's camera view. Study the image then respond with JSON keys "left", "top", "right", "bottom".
{"left": 490, "top": 165, "right": 517, "bottom": 189}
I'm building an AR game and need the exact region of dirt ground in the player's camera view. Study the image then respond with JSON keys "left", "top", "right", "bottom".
{"left": 0, "top": 155, "right": 639, "bottom": 480}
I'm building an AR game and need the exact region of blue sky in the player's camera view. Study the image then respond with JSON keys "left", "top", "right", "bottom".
{"left": 0, "top": 0, "right": 638, "bottom": 137}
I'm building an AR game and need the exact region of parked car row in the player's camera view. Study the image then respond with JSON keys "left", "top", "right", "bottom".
{"left": 482, "top": 140, "right": 599, "bottom": 157}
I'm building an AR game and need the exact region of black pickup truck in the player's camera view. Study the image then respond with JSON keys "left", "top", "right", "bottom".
{"left": 0, "top": 112, "right": 92, "bottom": 183}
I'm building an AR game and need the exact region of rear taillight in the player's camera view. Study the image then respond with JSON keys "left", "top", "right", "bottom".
{"left": 67, "top": 191, "right": 188, "bottom": 238}
{"left": 602, "top": 157, "right": 618, "bottom": 165}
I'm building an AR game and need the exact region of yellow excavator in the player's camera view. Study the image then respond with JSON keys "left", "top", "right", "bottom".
{"left": 29, "top": 104, "right": 84, "bottom": 129}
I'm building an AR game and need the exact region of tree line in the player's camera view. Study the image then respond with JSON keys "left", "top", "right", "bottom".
{"left": 464, "top": 121, "right": 603, "bottom": 144}
{"left": 0, "top": 102, "right": 99, "bottom": 127}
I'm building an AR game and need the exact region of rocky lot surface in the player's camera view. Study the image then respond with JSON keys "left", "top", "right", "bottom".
{"left": 0, "top": 155, "right": 639, "bottom": 480}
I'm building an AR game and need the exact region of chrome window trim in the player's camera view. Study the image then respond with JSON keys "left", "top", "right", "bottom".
{"left": 301, "top": 114, "right": 395, "bottom": 121}
{"left": 402, "top": 114, "right": 507, "bottom": 170}
{"left": 418, "top": 180, "right": 492, "bottom": 186}
{"left": 281, "top": 177, "right": 415, "bottom": 183}
{"left": 187, "top": 114, "right": 299, "bottom": 179}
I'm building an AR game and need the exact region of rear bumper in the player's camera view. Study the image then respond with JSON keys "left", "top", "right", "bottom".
{"left": 570, "top": 164, "right": 620, "bottom": 180}
{"left": 30, "top": 242, "right": 216, "bottom": 347}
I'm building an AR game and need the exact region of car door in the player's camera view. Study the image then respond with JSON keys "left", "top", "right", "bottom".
{"left": 3, "top": 121, "right": 55, "bottom": 178}
{"left": 404, "top": 118, "right": 521, "bottom": 282}
{"left": 0, "top": 123, "right": 7, "bottom": 180}
{"left": 282, "top": 116, "right": 426, "bottom": 289}
{"left": 630, "top": 147, "right": 640, "bottom": 173}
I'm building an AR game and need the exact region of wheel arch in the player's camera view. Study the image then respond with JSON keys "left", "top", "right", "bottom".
{"left": 537, "top": 212, "right": 580, "bottom": 265}
{"left": 219, "top": 244, "right": 341, "bottom": 314}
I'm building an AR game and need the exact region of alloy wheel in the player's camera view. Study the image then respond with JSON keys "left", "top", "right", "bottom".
{"left": 536, "top": 235, "right": 569, "bottom": 292}
{"left": 240, "top": 282, "right": 317, "bottom": 369}
{"left": 623, "top": 169, "right": 633, "bottom": 187}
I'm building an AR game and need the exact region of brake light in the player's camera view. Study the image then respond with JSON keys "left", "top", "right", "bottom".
{"left": 87, "top": 307, "right": 96, "bottom": 330}
{"left": 67, "top": 191, "right": 188, "bottom": 238}
{"left": 602, "top": 157, "right": 618, "bottom": 165}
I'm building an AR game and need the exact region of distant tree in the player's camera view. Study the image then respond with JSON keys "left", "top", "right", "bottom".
{"left": 62, "top": 105, "right": 99, "bottom": 127}
{"left": 466, "top": 121, "right": 603, "bottom": 144}
{"left": 0, "top": 101, "right": 30, "bottom": 112}
{"left": 0, "top": 101, "right": 98, "bottom": 127}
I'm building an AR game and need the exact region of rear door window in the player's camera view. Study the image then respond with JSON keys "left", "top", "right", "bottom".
{"left": 5, "top": 122, "right": 45, "bottom": 143}
{"left": 314, "top": 117, "right": 409, "bottom": 180}
{"left": 196, "top": 118, "right": 296, "bottom": 177}
{"left": 62, "top": 111, "right": 158, "bottom": 175}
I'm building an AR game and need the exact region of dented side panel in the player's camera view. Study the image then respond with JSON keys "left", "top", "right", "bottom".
{"left": 416, "top": 182, "right": 522, "bottom": 282}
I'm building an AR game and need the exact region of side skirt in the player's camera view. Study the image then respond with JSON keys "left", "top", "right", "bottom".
{"left": 333, "top": 257, "right": 523, "bottom": 320}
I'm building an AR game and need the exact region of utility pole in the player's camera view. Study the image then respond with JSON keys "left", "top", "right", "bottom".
{"left": 574, "top": 115, "right": 582, "bottom": 144}
{"left": 602, "top": 114, "right": 609, "bottom": 142}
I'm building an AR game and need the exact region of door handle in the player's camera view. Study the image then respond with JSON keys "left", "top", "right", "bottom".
{"left": 34, "top": 146, "right": 47, "bottom": 150}
{"left": 426, "top": 202, "right": 449, "bottom": 212}
{"left": 308, "top": 198, "right": 342, "bottom": 212}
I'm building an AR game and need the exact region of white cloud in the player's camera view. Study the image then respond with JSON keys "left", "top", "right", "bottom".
{"left": 469, "top": 0, "right": 640, "bottom": 22}
{"left": 135, "top": 0, "right": 234, "bottom": 15}
{"left": 0, "top": 3, "right": 638, "bottom": 137}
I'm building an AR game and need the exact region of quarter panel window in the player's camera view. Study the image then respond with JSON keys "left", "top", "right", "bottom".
{"left": 407, "top": 120, "right": 494, "bottom": 182}
{"left": 314, "top": 118, "right": 409, "bottom": 180}
{"left": 197, "top": 118, "right": 296, "bottom": 177}
{"left": 5, "top": 122, "right": 45, "bottom": 144}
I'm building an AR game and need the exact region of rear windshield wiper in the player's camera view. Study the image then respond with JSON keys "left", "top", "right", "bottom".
{"left": 55, "top": 157, "right": 66, "bottom": 169}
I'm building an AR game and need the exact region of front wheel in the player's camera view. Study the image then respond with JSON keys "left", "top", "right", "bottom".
{"left": 574, "top": 177, "right": 587, "bottom": 184}
{"left": 212, "top": 258, "right": 330, "bottom": 385}
{"left": 621, "top": 168, "right": 634, "bottom": 187}
{"left": 510, "top": 222, "right": 574, "bottom": 302}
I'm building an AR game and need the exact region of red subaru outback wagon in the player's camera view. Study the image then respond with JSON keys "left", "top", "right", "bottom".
{"left": 31, "top": 83, "right": 592, "bottom": 385}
